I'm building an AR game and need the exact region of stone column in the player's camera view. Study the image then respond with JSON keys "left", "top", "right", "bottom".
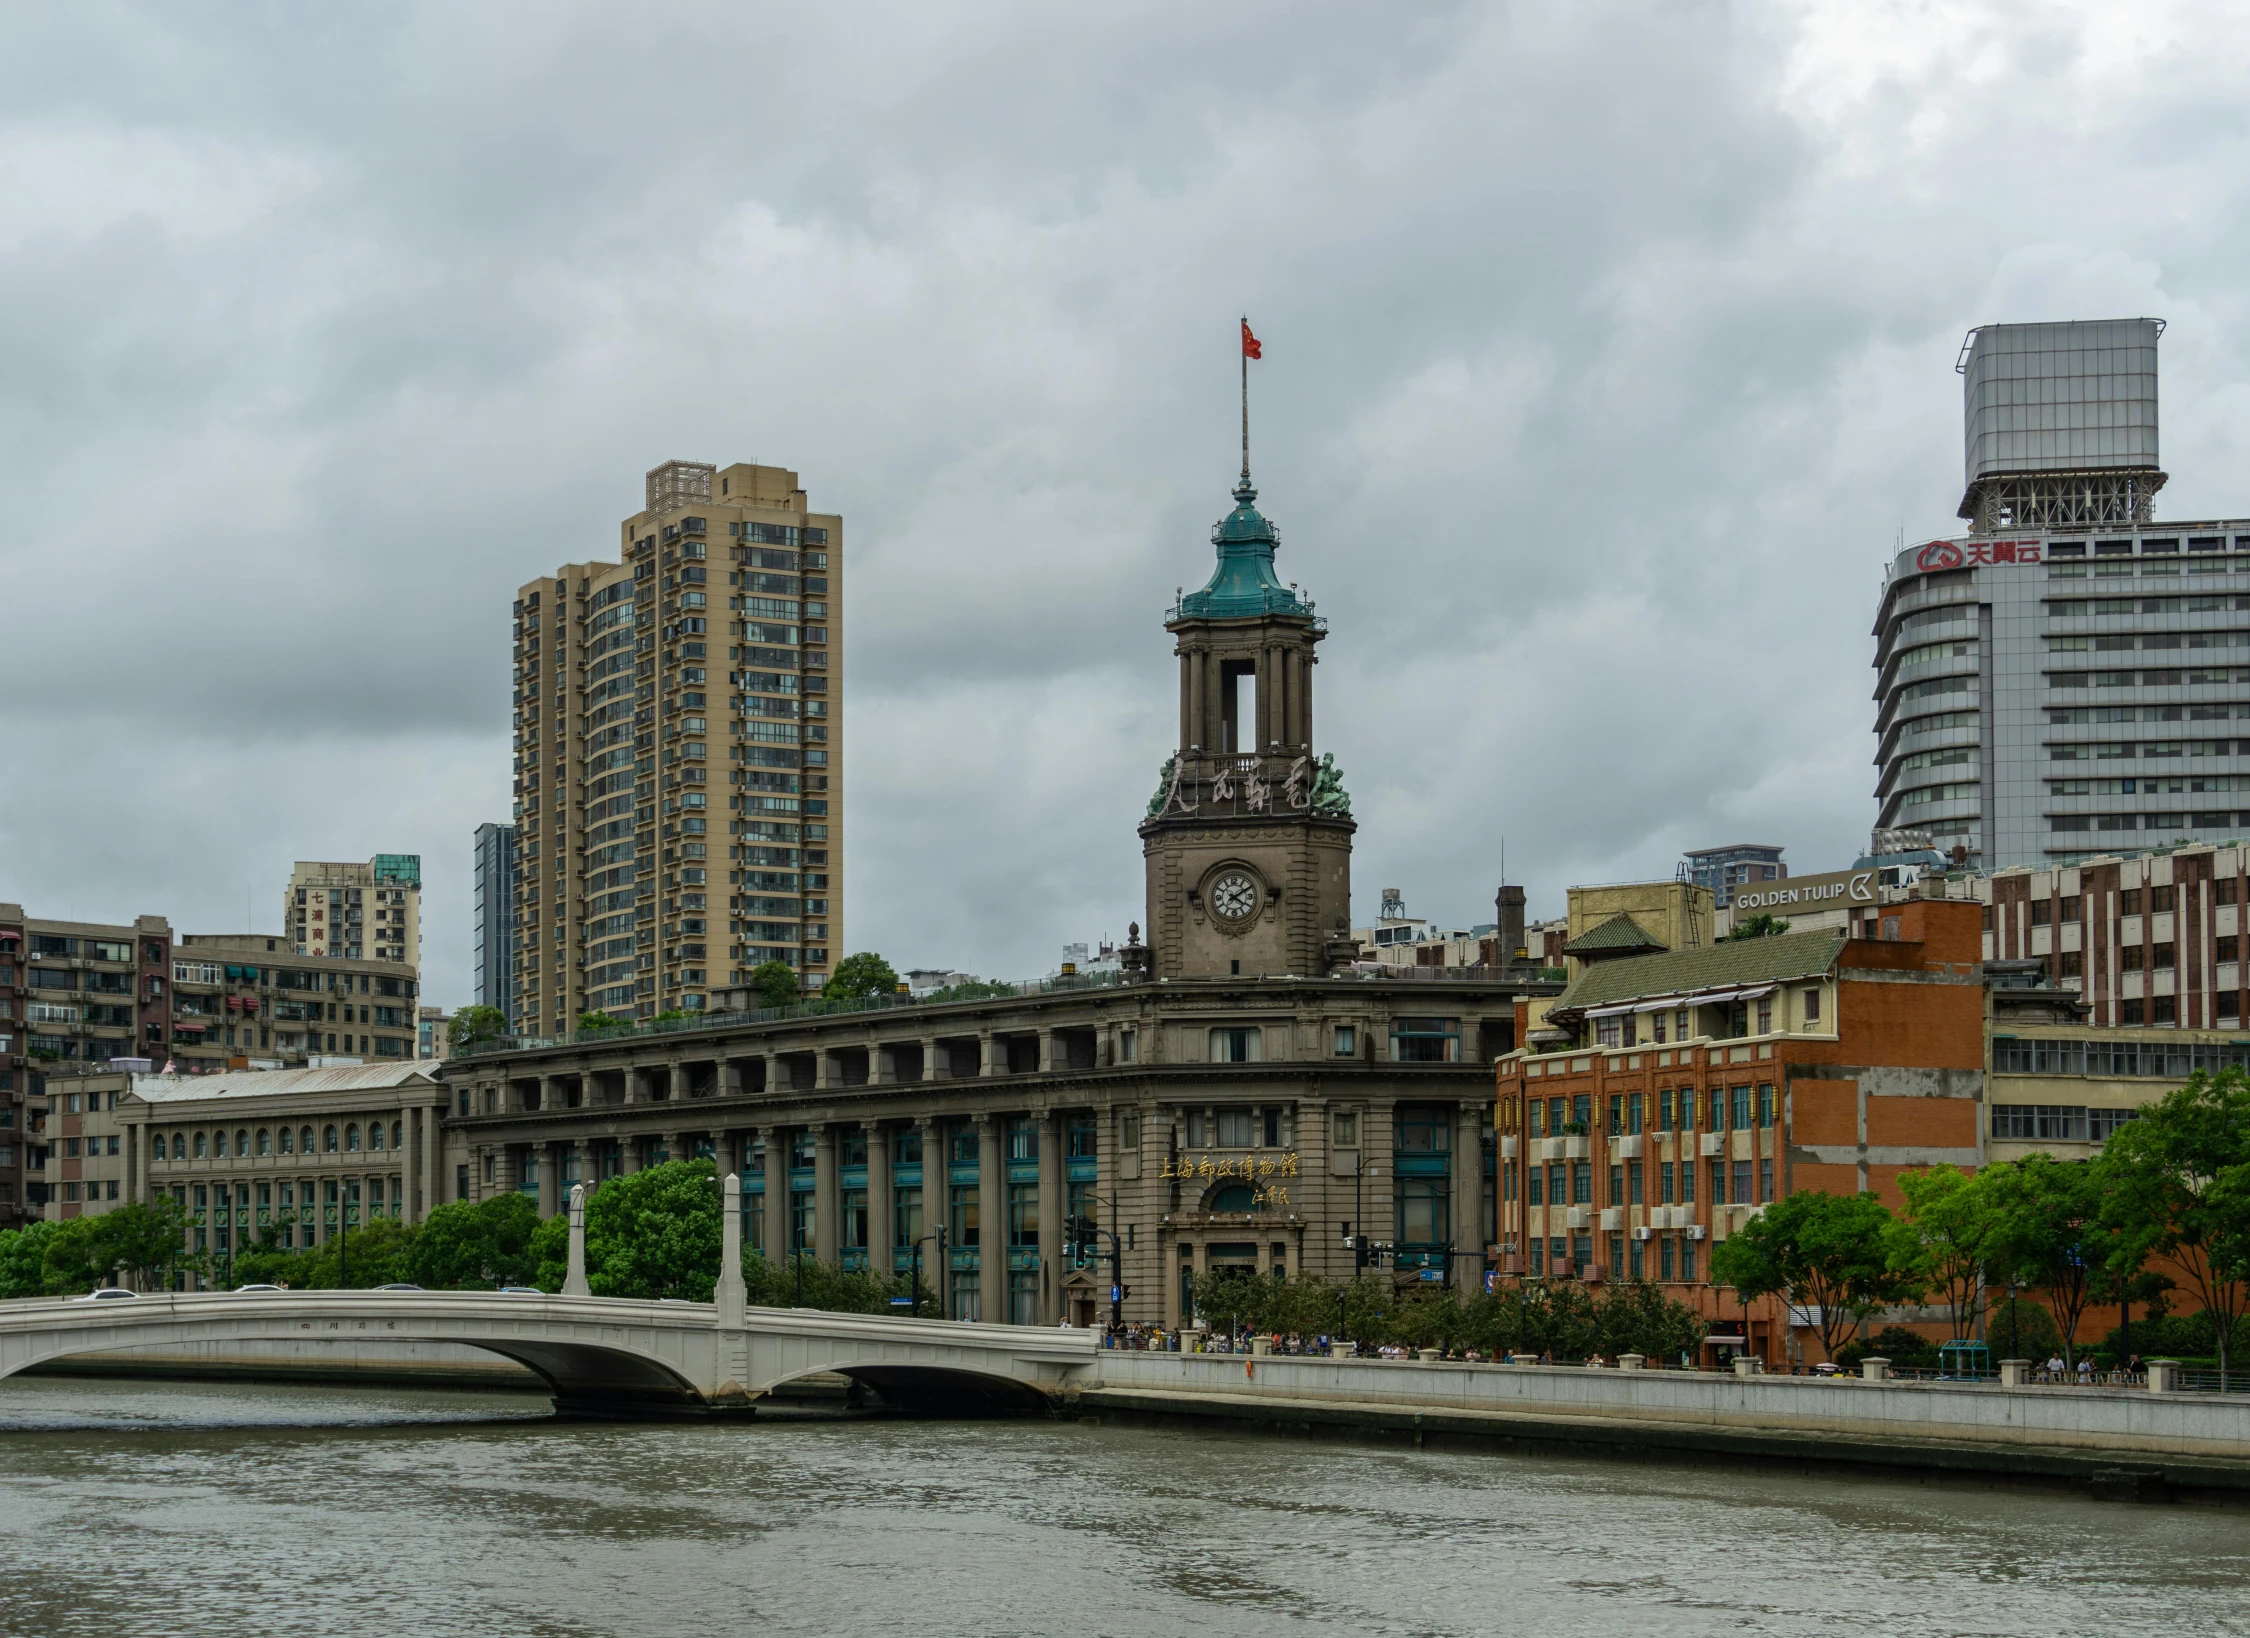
{"left": 1037, "top": 1112, "right": 1065, "bottom": 1323}
{"left": 978, "top": 1115, "right": 1005, "bottom": 1324}
{"left": 869, "top": 1044, "right": 893, "bottom": 1087}
{"left": 538, "top": 1073, "right": 563, "bottom": 1112}
{"left": 717, "top": 1173, "right": 746, "bottom": 1327}
{"left": 562, "top": 1182, "right": 591, "bottom": 1296}
{"left": 129, "top": 1122, "right": 146, "bottom": 1204}
{"left": 814, "top": 1050, "right": 832, "bottom": 1093}
{"left": 627, "top": 1066, "right": 651, "bottom": 1104}
{"left": 1456, "top": 1104, "right": 1484, "bottom": 1295}
{"left": 538, "top": 1140, "right": 560, "bottom": 1219}
{"left": 866, "top": 1120, "right": 894, "bottom": 1285}
{"left": 764, "top": 1125, "right": 791, "bottom": 1268}
{"left": 920, "top": 1037, "right": 939, "bottom": 1082}
{"left": 1037, "top": 1029, "right": 1056, "bottom": 1073}
{"left": 918, "top": 1117, "right": 943, "bottom": 1314}
{"left": 422, "top": 1101, "right": 441, "bottom": 1221}
{"left": 814, "top": 1124, "right": 840, "bottom": 1266}
{"left": 620, "top": 1135, "right": 643, "bottom": 1175}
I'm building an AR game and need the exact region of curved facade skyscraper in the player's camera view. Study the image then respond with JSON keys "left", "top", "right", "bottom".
{"left": 1875, "top": 319, "right": 2250, "bottom": 871}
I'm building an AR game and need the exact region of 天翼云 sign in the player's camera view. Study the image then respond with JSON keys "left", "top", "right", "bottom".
{"left": 1730, "top": 869, "right": 1876, "bottom": 916}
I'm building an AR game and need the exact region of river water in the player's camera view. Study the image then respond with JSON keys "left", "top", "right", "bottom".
{"left": 0, "top": 1376, "right": 2244, "bottom": 1638}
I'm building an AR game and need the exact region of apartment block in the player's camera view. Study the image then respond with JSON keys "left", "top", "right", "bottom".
{"left": 514, "top": 460, "right": 842, "bottom": 1036}
{"left": 170, "top": 935, "right": 423, "bottom": 1069}
{"left": 472, "top": 821, "right": 519, "bottom": 1027}
{"left": 1498, "top": 897, "right": 1987, "bottom": 1368}
{"left": 284, "top": 856, "right": 422, "bottom": 967}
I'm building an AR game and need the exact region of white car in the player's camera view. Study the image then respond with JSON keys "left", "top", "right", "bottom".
{"left": 232, "top": 1284, "right": 285, "bottom": 1294}
{"left": 73, "top": 1288, "right": 138, "bottom": 1302}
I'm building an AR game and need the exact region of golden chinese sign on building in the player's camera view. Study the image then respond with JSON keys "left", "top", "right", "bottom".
{"left": 1160, "top": 1151, "right": 1300, "bottom": 1183}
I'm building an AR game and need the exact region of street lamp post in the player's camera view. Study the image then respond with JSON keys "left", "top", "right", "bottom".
{"left": 910, "top": 1227, "right": 948, "bottom": 1319}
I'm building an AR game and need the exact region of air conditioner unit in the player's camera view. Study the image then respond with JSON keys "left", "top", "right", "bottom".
{"left": 1598, "top": 1207, "right": 1624, "bottom": 1231}
{"left": 1614, "top": 1135, "right": 1642, "bottom": 1161}
{"left": 1566, "top": 1206, "right": 1591, "bottom": 1230}
{"left": 1565, "top": 1135, "right": 1592, "bottom": 1160}
{"left": 1686, "top": 1224, "right": 1708, "bottom": 1240}
{"left": 1540, "top": 1136, "right": 1566, "bottom": 1162}
{"left": 1499, "top": 1135, "right": 1519, "bottom": 1160}
{"left": 1632, "top": 1226, "right": 1654, "bottom": 1241}
{"left": 1699, "top": 1132, "right": 1726, "bottom": 1157}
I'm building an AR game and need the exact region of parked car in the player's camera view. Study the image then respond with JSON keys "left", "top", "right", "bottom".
{"left": 232, "top": 1284, "right": 285, "bottom": 1294}
{"left": 72, "top": 1288, "right": 138, "bottom": 1302}
{"left": 373, "top": 1283, "right": 424, "bottom": 1293}
{"left": 496, "top": 1286, "right": 543, "bottom": 1296}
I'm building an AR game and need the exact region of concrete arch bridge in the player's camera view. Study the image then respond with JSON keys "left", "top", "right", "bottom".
{"left": 0, "top": 1181, "right": 1092, "bottom": 1416}
{"left": 0, "top": 1290, "right": 1096, "bottom": 1416}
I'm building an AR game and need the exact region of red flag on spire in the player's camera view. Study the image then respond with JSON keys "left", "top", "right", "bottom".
{"left": 1241, "top": 320, "right": 1262, "bottom": 360}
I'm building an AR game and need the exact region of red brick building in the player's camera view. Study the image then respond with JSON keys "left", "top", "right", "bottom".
{"left": 1496, "top": 897, "right": 1986, "bottom": 1367}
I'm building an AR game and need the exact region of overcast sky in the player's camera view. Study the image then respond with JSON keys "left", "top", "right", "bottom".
{"left": 5, "top": 1, "right": 2250, "bottom": 1006}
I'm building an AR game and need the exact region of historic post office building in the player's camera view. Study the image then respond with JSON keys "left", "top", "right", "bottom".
{"left": 443, "top": 461, "right": 1549, "bottom": 1326}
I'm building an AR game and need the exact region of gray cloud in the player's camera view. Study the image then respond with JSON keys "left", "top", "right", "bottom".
{"left": 4, "top": 1, "right": 2250, "bottom": 1002}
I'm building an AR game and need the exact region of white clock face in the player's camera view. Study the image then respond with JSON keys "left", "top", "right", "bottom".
{"left": 1210, "top": 871, "right": 1259, "bottom": 921}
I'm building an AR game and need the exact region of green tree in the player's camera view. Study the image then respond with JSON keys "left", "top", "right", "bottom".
{"left": 1710, "top": 1190, "right": 1923, "bottom": 1363}
{"left": 38, "top": 1216, "right": 113, "bottom": 1294}
{"left": 1725, "top": 913, "right": 1790, "bottom": 941}
{"left": 0, "top": 1223, "right": 58, "bottom": 1299}
{"left": 293, "top": 1218, "right": 417, "bottom": 1289}
{"left": 1594, "top": 1278, "right": 1708, "bottom": 1361}
{"left": 230, "top": 1227, "right": 307, "bottom": 1289}
{"left": 405, "top": 1194, "right": 542, "bottom": 1289}
{"left": 822, "top": 952, "right": 900, "bottom": 1004}
{"left": 1986, "top": 1294, "right": 2064, "bottom": 1363}
{"left": 1979, "top": 1152, "right": 2108, "bottom": 1367}
{"left": 447, "top": 1005, "right": 510, "bottom": 1053}
{"left": 577, "top": 1010, "right": 631, "bottom": 1036}
{"left": 526, "top": 1212, "right": 571, "bottom": 1295}
{"left": 2101, "top": 1068, "right": 2250, "bottom": 1386}
{"left": 747, "top": 960, "right": 801, "bottom": 1009}
{"left": 1892, "top": 1163, "right": 1997, "bottom": 1341}
{"left": 0, "top": 1223, "right": 57, "bottom": 1298}
{"left": 1833, "top": 1324, "right": 1941, "bottom": 1373}
{"left": 585, "top": 1160, "right": 721, "bottom": 1300}
{"left": 1519, "top": 1277, "right": 1600, "bottom": 1361}
{"left": 926, "top": 978, "right": 1018, "bottom": 1003}
{"left": 1194, "top": 1266, "right": 1270, "bottom": 1335}
{"left": 40, "top": 1199, "right": 195, "bottom": 1293}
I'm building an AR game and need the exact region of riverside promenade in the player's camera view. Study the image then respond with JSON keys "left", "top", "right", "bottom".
{"left": 1073, "top": 1351, "right": 2250, "bottom": 1501}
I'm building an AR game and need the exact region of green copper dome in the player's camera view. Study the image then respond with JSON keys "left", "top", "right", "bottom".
{"left": 1176, "top": 477, "right": 1314, "bottom": 620}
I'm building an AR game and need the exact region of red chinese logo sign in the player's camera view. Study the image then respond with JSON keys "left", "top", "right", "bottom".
{"left": 1915, "top": 538, "right": 2041, "bottom": 572}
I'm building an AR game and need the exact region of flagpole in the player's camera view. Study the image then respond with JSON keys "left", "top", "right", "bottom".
{"left": 1240, "top": 313, "right": 1250, "bottom": 485}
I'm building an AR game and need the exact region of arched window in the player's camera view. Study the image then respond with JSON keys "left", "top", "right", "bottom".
{"left": 344, "top": 1124, "right": 360, "bottom": 1153}
{"left": 212, "top": 1131, "right": 227, "bottom": 1159}
{"left": 300, "top": 1126, "right": 315, "bottom": 1155}
{"left": 391, "top": 1120, "right": 403, "bottom": 1150}
{"left": 235, "top": 1129, "right": 249, "bottom": 1158}
{"left": 323, "top": 1125, "right": 338, "bottom": 1153}
{"left": 172, "top": 1134, "right": 186, "bottom": 1160}
{"left": 368, "top": 1121, "right": 385, "bottom": 1152}
{"left": 195, "top": 1132, "right": 208, "bottom": 1160}
{"left": 256, "top": 1129, "right": 271, "bottom": 1157}
{"left": 278, "top": 1127, "right": 293, "bottom": 1155}
{"left": 1210, "top": 1183, "right": 1257, "bottom": 1213}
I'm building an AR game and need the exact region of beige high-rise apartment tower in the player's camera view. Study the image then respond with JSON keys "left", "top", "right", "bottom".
{"left": 284, "top": 857, "right": 422, "bottom": 969}
{"left": 513, "top": 460, "right": 841, "bottom": 1034}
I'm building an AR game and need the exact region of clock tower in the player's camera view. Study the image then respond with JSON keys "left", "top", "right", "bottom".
{"left": 1139, "top": 467, "right": 1357, "bottom": 980}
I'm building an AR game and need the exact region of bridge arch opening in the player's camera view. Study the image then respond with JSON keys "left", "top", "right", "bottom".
{"left": 768, "top": 1362, "right": 1056, "bottom": 1416}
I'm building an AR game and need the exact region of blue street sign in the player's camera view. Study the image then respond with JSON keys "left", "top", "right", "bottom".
{"left": 1485, "top": 1271, "right": 1498, "bottom": 1293}
{"left": 1110, "top": 1286, "right": 1123, "bottom": 1302}
{"left": 1417, "top": 1268, "right": 1443, "bottom": 1282}
{"left": 888, "top": 1296, "right": 914, "bottom": 1307}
